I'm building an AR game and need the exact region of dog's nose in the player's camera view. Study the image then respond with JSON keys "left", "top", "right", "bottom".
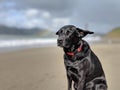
{"left": 58, "top": 40, "right": 63, "bottom": 44}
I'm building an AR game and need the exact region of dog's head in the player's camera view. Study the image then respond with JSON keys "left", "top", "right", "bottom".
{"left": 56, "top": 25, "right": 94, "bottom": 48}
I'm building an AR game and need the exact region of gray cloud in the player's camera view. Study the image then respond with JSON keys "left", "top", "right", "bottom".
{"left": 11, "top": 0, "right": 76, "bottom": 12}
{"left": 1, "top": 0, "right": 120, "bottom": 33}
{"left": 76, "top": 0, "right": 120, "bottom": 25}
{"left": 4, "top": 0, "right": 77, "bottom": 18}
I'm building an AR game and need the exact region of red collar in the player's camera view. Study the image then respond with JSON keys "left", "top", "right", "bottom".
{"left": 67, "top": 42, "right": 83, "bottom": 56}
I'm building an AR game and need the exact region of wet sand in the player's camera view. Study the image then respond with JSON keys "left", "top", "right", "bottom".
{"left": 0, "top": 43, "right": 120, "bottom": 90}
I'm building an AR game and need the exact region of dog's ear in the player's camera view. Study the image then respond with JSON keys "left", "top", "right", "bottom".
{"left": 76, "top": 28, "right": 94, "bottom": 38}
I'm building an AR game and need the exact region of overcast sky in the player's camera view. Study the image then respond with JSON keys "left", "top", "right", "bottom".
{"left": 0, "top": 0, "right": 120, "bottom": 33}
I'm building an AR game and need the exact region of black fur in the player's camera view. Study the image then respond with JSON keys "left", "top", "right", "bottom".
{"left": 56, "top": 25, "right": 107, "bottom": 90}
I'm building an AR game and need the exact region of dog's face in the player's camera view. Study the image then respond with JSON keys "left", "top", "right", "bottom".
{"left": 56, "top": 25, "right": 94, "bottom": 48}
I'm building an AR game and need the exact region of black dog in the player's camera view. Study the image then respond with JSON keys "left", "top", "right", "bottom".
{"left": 56, "top": 25, "right": 107, "bottom": 90}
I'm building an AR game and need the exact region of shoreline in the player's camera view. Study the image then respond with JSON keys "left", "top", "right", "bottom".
{"left": 0, "top": 44, "right": 57, "bottom": 53}
{"left": 0, "top": 42, "right": 119, "bottom": 53}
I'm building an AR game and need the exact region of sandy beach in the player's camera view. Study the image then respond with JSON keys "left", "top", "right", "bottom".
{"left": 0, "top": 43, "right": 120, "bottom": 90}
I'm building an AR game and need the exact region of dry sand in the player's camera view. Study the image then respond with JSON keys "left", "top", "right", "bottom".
{"left": 0, "top": 43, "right": 120, "bottom": 90}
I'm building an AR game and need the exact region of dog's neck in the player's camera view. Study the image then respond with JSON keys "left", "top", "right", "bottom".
{"left": 71, "top": 40, "right": 82, "bottom": 51}
{"left": 63, "top": 40, "right": 90, "bottom": 56}
{"left": 63, "top": 40, "right": 83, "bottom": 52}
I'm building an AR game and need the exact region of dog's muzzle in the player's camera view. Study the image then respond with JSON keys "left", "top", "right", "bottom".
{"left": 57, "top": 38, "right": 71, "bottom": 48}
{"left": 57, "top": 39, "right": 63, "bottom": 47}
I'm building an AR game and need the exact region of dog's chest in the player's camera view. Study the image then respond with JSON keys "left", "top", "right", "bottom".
{"left": 64, "top": 57, "right": 90, "bottom": 80}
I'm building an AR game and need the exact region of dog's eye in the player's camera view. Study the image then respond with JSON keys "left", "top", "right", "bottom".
{"left": 66, "top": 31, "right": 70, "bottom": 35}
{"left": 60, "top": 30, "right": 63, "bottom": 33}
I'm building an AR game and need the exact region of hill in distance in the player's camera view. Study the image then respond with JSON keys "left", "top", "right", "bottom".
{"left": 0, "top": 25, "right": 56, "bottom": 38}
{"left": 106, "top": 27, "right": 120, "bottom": 38}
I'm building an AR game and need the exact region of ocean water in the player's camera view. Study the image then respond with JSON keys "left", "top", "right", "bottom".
{"left": 0, "top": 35, "right": 101, "bottom": 53}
